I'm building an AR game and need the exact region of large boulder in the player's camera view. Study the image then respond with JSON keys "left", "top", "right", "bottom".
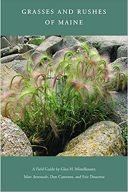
{"left": 110, "top": 57, "right": 127, "bottom": 92}
{"left": 98, "top": 42, "right": 120, "bottom": 62}
{"left": 114, "top": 91, "right": 127, "bottom": 124}
{"left": 1, "top": 44, "right": 36, "bottom": 59}
{"left": 75, "top": 36, "right": 128, "bottom": 62}
{"left": 58, "top": 121, "right": 125, "bottom": 156}
{"left": 62, "top": 36, "right": 81, "bottom": 48}
{"left": 1, "top": 46, "right": 20, "bottom": 57}
{"left": 1, "top": 65, "right": 17, "bottom": 93}
{"left": 51, "top": 36, "right": 81, "bottom": 64}
{"left": 76, "top": 36, "right": 128, "bottom": 47}
{"left": 36, "top": 36, "right": 63, "bottom": 54}
{"left": 117, "top": 45, "right": 128, "bottom": 58}
{"left": 52, "top": 46, "right": 80, "bottom": 65}
{"left": 2, "top": 60, "right": 28, "bottom": 74}
{"left": 0, "top": 54, "right": 25, "bottom": 63}
{"left": 111, "top": 57, "right": 128, "bottom": 74}
{"left": 0, "top": 116, "right": 33, "bottom": 156}
{"left": 1, "top": 63, "right": 27, "bottom": 113}
{"left": 31, "top": 36, "right": 63, "bottom": 65}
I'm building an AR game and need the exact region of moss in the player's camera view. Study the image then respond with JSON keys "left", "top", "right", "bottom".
{"left": 29, "top": 38, "right": 44, "bottom": 46}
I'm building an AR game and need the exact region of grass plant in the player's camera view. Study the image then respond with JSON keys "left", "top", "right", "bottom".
{"left": 2, "top": 43, "right": 124, "bottom": 155}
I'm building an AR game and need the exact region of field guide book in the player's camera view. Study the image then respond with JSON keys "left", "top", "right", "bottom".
{"left": 0, "top": 0, "right": 128, "bottom": 191}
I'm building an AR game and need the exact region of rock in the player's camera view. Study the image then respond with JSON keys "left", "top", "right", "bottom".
{"left": 76, "top": 36, "right": 128, "bottom": 46}
{"left": 45, "top": 35, "right": 61, "bottom": 39}
{"left": 117, "top": 45, "right": 128, "bottom": 58}
{"left": 58, "top": 121, "right": 125, "bottom": 156}
{"left": 52, "top": 48, "right": 69, "bottom": 64}
{"left": 1, "top": 46, "right": 20, "bottom": 57}
{"left": 0, "top": 37, "right": 11, "bottom": 48}
{"left": 62, "top": 36, "right": 81, "bottom": 48}
{"left": 32, "top": 36, "right": 63, "bottom": 65}
{"left": 36, "top": 36, "right": 63, "bottom": 53}
{"left": 1, "top": 44, "right": 37, "bottom": 58}
{"left": 0, "top": 54, "right": 25, "bottom": 63}
{"left": 1, "top": 65, "right": 27, "bottom": 117}
{"left": 52, "top": 46, "right": 80, "bottom": 64}
{"left": 110, "top": 57, "right": 128, "bottom": 92}
{"left": 114, "top": 91, "right": 127, "bottom": 124}
{"left": 18, "top": 44, "right": 37, "bottom": 53}
{"left": 2, "top": 60, "right": 28, "bottom": 74}
{"left": 1, "top": 65, "right": 17, "bottom": 93}
{"left": 52, "top": 37, "right": 81, "bottom": 63}
{"left": 18, "top": 36, "right": 29, "bottom": 44}
{"left": 76, "top": 36, "right": 128, "bottom": 62}
{"left": 18, "top": 36, "right": 39, "bottom": 44}
{"left": 0, "top": 116, "right": 33, "bottom": 156}
{"left": 111, "top": 57, "right": 128, "bottom": 73}
{"left": 1, "top": 36, "right": 32, "bottom": 47}
{"left": 98, "top": 42, "right": 120, "bottom": 62}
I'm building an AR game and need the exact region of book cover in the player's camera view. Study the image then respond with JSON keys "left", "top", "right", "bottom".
{"left": 0, "top": 0, "right": 127, "bottom": 191}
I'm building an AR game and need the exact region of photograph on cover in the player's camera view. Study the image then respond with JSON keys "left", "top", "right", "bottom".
{"left": 1, "top": 36, "right": 127, "bottom": 156}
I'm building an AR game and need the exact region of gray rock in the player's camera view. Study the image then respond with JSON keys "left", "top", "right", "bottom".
{"left": 1, "top": 36, "right": 31, "bottom": 47}
{"left": 1, "top": 54, "right": 25, "bottom": 63}
{"left": 0, "top": 116, "right": 33, "bottom": 156}
{"left": 98, "top": 42, "right": 120, "bottom": 62}
{"left": 0, "top": 44, "right": 37, "bottom": 58}
{"left": 1, "top": 46, "right": 19, "bottom": 57}
{"left": 1, "top": 65, "right": 26, "bottom": 117}
{"left": 1, "top": 65, "right": 17, "bottom": 94}
{"left": 18, "top": 44, "right": 37, "bottom": 53}
{"left": 76, "top": 36, "right": 128, "bottom": 46}
{"left": 52, "top": 36, "right": 81, "bottom": 64}
{"left": 75, "top": 36, "right": 128, "bottom": 62}
{"left": 111, "top": 57, "right": 128, "bottom": 73}
{"left": 114, "top": 91, "right": 127, "bottom": 124}
{"left": 0, "top": 37, "right": 11, "bottom": 48}
{"left": 58, "top": 121, "right": 125, "bottom": 156}
{"left": 36, "top": 36, "right": 63, "bottom": 53}
{"left": 18, "top": 36, "right": 29, "bottom": 44}
{"left": 117, "top": 45, "right": 128, "bottom": 58}
{"left": 62, "top": 36, "right": 81, "bottom": 48}
{"left": 2, "top": 60, "right": 28, "bottom": 74}
{"left": 32, "top": 36, "right": 63, "bottom": 65}
{"left": 52, "top": 48, "right": 69, "bottom": 64}
{"left": 45, "top": 35, "right": 61, "bottom": 39}
{"left": 52, "top": 46, "right": 80, "bottom": 64}
{"left": 18, "top": 36, "right": 40, "bottom": 44}
{"left": 110, "top": 57, "right": 127, "bottom": 93}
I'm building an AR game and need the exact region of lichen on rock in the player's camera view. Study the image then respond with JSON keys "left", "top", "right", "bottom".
{"left": 58, "top": 121, "right": 125, "bottom": 156}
